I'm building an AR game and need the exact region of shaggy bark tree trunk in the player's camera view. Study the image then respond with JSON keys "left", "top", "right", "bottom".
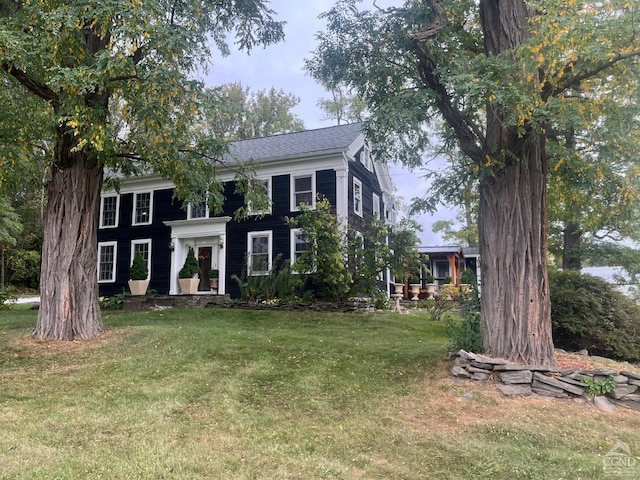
{"left": 478, "top": 0, "right": 556, "bottom": 365}
{"left": 32, "top": 130, "right": 105, "bottom": 341}
{"left": 478, "top": 136, "right": 555, "bottom": 364}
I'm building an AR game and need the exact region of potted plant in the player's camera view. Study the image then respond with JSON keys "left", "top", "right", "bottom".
{"left": 408, "top": 274, "right": 421, "bottom": 301}
{"left": 209, "top": 269, "right": 219, "bottom": 294}
{"left": 178, "top": 247, "right": 200, "bottom": 295}
{"left": 425, "top": 274, "right": 437, "bottom": 299}
{"left": 128, "top": 252, "right": 149, "bottom": 296}
{"left": 460, "top": 268, "right": 477, "bottom": 294}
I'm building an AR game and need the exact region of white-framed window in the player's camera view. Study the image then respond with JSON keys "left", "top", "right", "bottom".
{"left": 133, "top": 191, "right": 153, "bottom": 225}
{"left": 372, "top": 193, "right": 380, "bottom": 219}
{"left": 248, "top": 178, "right": 272, "bottom": 216}
{"left": 248, "top": 231, "right": 272, "bottom": 276}
{"left": 359, "top": 144, "right": 372, "bottom": 171}
{"left": 188, "top": 195, "right": 208, "bottom": 219}
{"left": 290, "top": 228, "right": 311, "bottom": 272}
{"left": 131, "top": 239, "right": 151, "bottom": 280}
{"left": 291, "top": 173, "right": 315, "bottom": 211}
{"left": 98, "top": 241, "right": 117, "bottom": 283}
{"left": 99, "top": 195, "right": 120, "bottom": 229}
{"left": 353, "top": 177, "right": 363, "bottom": 217}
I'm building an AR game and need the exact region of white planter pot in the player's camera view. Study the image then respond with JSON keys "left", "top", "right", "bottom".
{"left": 409, "top": 284, "right": 421, "bottom": 301}
{"left": 178, "top": 278, "right": 199, "bottom": 295}
{"left": 128, "top": 279, "right": 149, "bottom": 296}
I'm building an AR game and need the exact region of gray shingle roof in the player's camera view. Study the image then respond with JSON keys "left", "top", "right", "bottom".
{"left": 228, "top": 122, "right": 364, "bottom": 162}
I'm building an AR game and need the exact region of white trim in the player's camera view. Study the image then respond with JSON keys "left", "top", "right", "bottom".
{"left": 248, "top": 230, "right": 272, "bottom": 276}
{"left": 353, "top": 177, "right": 363, "bottom": 217}
{"left": 99, "top": 194, "right": 120, "bottom": 229}
{"left": 291, "top": 172, "right": 316, "bottom": 211}
{"left": 290, "top": 228, "right": 310, "bottom": 273}
{"left": 97, "top": 241, "right": 118, "bottom": 283}
{"left": 188, "top": 198, "right": 209, "bottom": 220}
{"left": 248, "top": 177, "right": 272, "bottom": 216}
{"left": 372, "top": 193, "right": 380, "bottom": 219}
{"left": 164, "top": 217, "right": 231, "bottom": 295}
{"left": 132, "top": 191, "right": 153, "bottom": 226}
{"left": 130, "top": 239, "right": 152, "bottom": 280}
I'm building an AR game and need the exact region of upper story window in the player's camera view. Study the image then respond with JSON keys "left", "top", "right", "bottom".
{"left": 248, "top": 231, "right": 272, "bottom": 276}
{"left": 188, "top": 194, "right": 208, "bottom": 220}
{"left": 360, "top": 144, "right": 372, "bottom": 171}
{"left": 133, "top": 191, "right": 153, "bottom": 225}
{"left": 99, "top": 195, "right": 119, "bottom": 228}
{"left": 372, "top": 193, "right": 381, "bottom": 219}
{"left": 353, "top": 177, "right": 363, "bottom": 217}
{"left": 291, "top": 173, "right": 315, "bottom": 211}
{"left": 98, "top": 241, "right": 117, "bottom": 283}
{"left": 248, "top": 178, "right": 272, "bottom": 216}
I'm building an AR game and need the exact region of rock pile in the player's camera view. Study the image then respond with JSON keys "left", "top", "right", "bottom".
{"left": 452, "top": 350, "right": 640, "bottom": 411}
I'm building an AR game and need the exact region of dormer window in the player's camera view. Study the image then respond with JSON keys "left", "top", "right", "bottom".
{"left": 359, "top": 144, "right": 372, "bottom": 171}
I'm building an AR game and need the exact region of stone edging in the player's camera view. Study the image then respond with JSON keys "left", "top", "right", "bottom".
{"left": 452, "top": 350, "right": 640, "bottom": 412}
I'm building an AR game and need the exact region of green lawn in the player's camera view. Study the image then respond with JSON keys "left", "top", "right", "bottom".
{"left": 1, "top": 307, "right": 639, "bottom": 479}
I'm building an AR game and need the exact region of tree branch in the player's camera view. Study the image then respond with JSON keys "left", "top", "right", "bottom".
{"left": 2, "top": 64, "right": 60, "bottom": 111}
{"left": 544, "top": 49, "right": 640, "bottom": 100}
{"left": 411, "top": 0, "right": 486, "bottom": 165}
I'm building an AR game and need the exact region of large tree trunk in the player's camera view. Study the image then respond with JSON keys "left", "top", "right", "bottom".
{"left": 33, "top": 141, "right": 104, "bottom": 341}
{"left": 478, "top": 135, "right": 555, "bottom": 364}
{"left": 562, "top": 221, "right": 582, "bottom": 271}
{"left": 477, "top": 0, "right": 556, "bottom": 364}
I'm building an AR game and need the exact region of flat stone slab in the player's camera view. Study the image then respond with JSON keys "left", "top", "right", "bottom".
{"left": 451, "top": 366, "right": 472, "bottom": 378}
{"left": 556, "top": 376, "right": 588, "bottom": 387}
{"left": 577, "top": 369, "right": 618, "bottom": 376}
{"left": 533, "top": 372, "right": 586, "bottom": 395}
{"left": 471, "top": 372, "right": 490, "bottom": 381}
{"left": 621, "top": 370, "right": 640, "bottom": 381}
{"left": 532, "top": 387, "right": 570, "bottom": 399}
{"left": 499, "top": 370, "right": 533, "bottom": 385}
{"left": 609, "top": 384, "right": 638, "bottom": 400}
{"left": 496, "top": 384, "right": 532, "bottom": 396}
{"left": 470, "top": 361, "right": 496, "bottom": 370}
{"left": 532, "top": 379, "right": 565, "bottom": 395}
{"left": 468, "top": 366, "right": 493, "bottom": 374}
{"left": 628, "top": 378, "right": 640, "bottom": 387}
{"left": 618, "top": 393, "right": 640, "bottom": 402}
{"left": 494, "top": 364, "right": 562, "bottom": 373}
{"left": 472, "top": 354, "right": 509, "bottom": 365}
{"left": 593, "top": 396, "right": 616, "bottom": 412}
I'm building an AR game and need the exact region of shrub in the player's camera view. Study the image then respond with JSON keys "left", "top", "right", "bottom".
{"left": 232, "top": 256, "right": 306, "bottom": 302}
{"left": 461, "top": 268, "right": 476, "bottom": 286}
{"left": 445, "top": 287, "right": 482, "bottom": 353}
{"left": 549, "top": 270, "right": 640, "bottom": 362}
{"left": 0, "top": 288, "right": 17, "bottom": 310}
{"left": 129, "top": 253, "right": 148, "bottom": 280}
{"left": 179, "top": 248, "right": 200, "bottom": 279}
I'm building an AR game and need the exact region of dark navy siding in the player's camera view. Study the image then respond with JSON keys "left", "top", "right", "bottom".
{"left": 98, "top": 188, "right": 184, "bottom": 296}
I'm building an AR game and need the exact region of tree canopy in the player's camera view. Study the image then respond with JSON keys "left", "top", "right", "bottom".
{"left": 0, "top": 0, "right": 285, "bottom": 339}
{"left": 307, "top": 0, "right": 640, "bottom": 364}
{"left": 202, "top": 82, "right": 305, "bottom": 141}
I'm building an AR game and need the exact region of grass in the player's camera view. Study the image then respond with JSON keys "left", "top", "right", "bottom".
{"left": 1, "top": 307, "right": 639, "bottom": 479}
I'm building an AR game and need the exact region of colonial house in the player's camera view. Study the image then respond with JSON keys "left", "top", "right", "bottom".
{"left": 97, "top": 123, "right": 396, "bottom": 299}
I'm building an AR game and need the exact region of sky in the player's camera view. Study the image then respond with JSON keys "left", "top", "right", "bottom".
{"left": 198, "top": 0, "right": 457, "bottom": 246}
